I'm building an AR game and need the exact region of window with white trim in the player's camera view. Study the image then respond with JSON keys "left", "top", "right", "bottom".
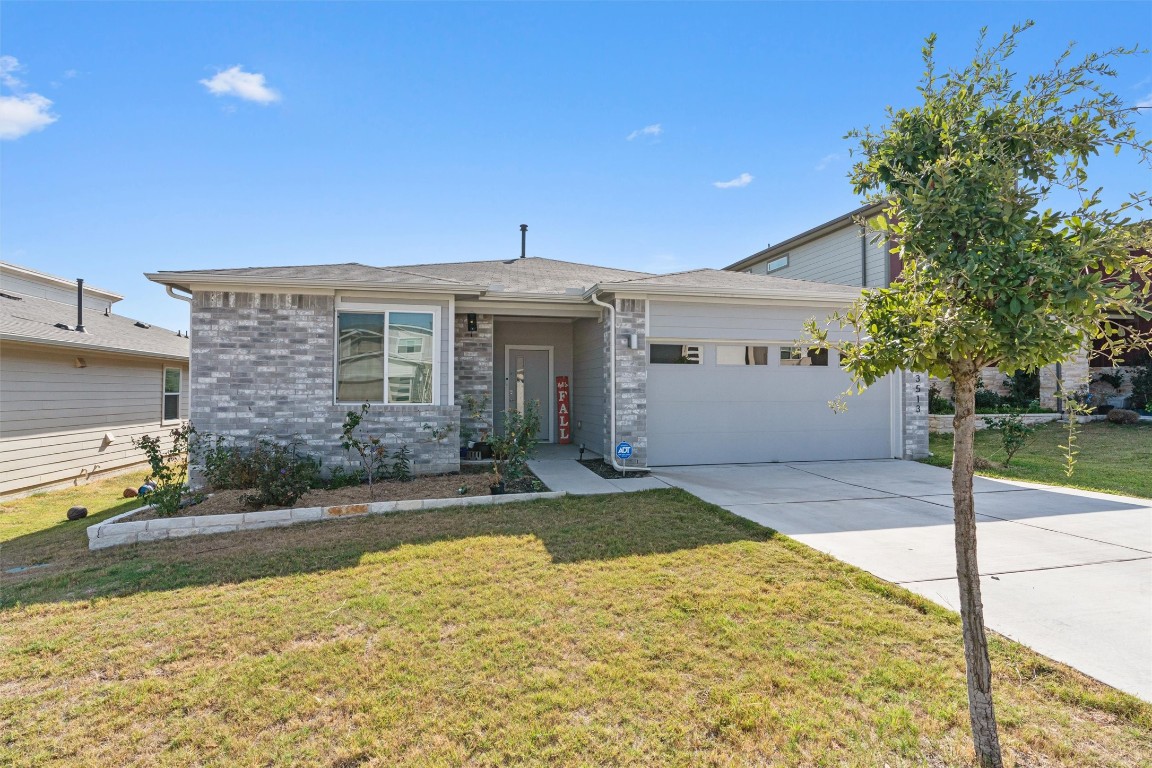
{"left": 765, "top": 254, "right": 789, "bottom": 272}
{"left": 163, "top": 367, "right": 182, "bottom": 421}
{"left": 337, "top": 310, "right": 436, "bottom": 403}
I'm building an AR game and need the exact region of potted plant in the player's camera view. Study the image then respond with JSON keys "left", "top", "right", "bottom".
{"left": 487, "top": 463, "right": 504, "bottom": 495}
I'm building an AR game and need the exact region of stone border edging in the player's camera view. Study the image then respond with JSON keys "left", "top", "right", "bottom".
{"left": 87, "top": 491, "right": 566, "bottom": 550}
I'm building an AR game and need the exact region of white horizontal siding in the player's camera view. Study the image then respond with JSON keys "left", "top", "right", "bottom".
{"left": 0, "top": 273, "right": 115, "bottom": 312}
{"left": 0, "top": 345, "right": 188, "bottom": 496}
{"left": 743, "top": 223, "right": 890, "bottom": 288}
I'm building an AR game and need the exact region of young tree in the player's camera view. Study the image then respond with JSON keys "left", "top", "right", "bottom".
{"left": 807, "top": 23, "right": 1152, "bottom": 767}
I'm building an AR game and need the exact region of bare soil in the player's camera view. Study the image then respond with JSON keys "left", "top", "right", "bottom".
{"left": 122, "top": 467, "right": 547, "bottom": 522}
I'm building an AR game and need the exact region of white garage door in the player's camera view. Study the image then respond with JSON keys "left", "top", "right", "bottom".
{"left": 646, "top": 342, "right": 896, "bottom": 466}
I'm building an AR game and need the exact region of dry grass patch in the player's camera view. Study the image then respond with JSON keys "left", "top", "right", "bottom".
{"left": 2, "top": 478, "right": 1149, "bottom": 766}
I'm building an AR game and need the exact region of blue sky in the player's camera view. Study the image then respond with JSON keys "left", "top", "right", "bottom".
{"left": 3, "top": 1, "right": 1150, "bottom": 331}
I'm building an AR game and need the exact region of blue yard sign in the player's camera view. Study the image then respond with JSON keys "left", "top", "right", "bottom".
{"left": 615, "top": 441, "right": 633, "bottom": 461}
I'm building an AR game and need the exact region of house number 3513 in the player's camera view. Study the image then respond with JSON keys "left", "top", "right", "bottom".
{"left": 914, "top": 373, "right": 923, "bottom": 413}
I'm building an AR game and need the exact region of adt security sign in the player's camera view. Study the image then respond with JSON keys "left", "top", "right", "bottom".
{"left": 615, "top": 441, "right": 633, "bottom": 461}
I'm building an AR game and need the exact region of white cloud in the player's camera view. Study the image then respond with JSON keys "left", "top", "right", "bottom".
{"left": 0, "top": 56, "right": 58, "bottom": 140}
{"left": 1136, "top": 91, "right": 1152, "bottom": 109}
{"left": 200, "top": 66, "right": 280, "bottom": 104}
{"left": 626, "top": 123, "right": 662, "bottom": 141}
{"left": 713, "top": 172, "right": 753, "bottom": 189}
{"left": 815, "top": 153, "right": 841, "bottom": 171}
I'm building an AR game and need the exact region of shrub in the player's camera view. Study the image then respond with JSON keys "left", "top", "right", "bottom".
{"left": 490, "top": 399, "right": 542, "bottom": 481}
{"left": 132, "top": 422, "right": 193, "bottom": 517}
{"left": 983, "top": 413, "right": 1036, "bottom": 466}
{"left": 340, "top": 403, "right": 392, "bottom": 491}
{"left": 319, "top": 465, "right": 363, "bottom": 490}
{"left": 1130, "top": 361, "right": 1152, "bottom": 412}
{"left": 240, "top": 437, "right": 320, "bottom": 508}
{"left": 389, "top": 445, "right": 413, "bottom": 482}
{"left": 195, "top": 432, "right": 260, "bottom": 490}
{"left": 928, "top": 385, "right": 955, "bottom": 414}
{"left": 974, "top": 378, "right": 1005, "bottom": 411}
{"left": 1107, "top": 408, "right": 1141, "bottom": 425}
{"left": 1003, "top": 369, "right": 1041, "bottom": 409}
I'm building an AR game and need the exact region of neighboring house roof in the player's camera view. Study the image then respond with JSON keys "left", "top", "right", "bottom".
{"left": 1, "top": 261, "right": 123, "bottom": 304}
{"left": 0, "top": 291, "right": 189, "bottom": 360}
{"left": 594, "top": 268, "right": 864, "bottom": 301}
{"left": 725, "top": 202, "right": 884, "bottom": 272}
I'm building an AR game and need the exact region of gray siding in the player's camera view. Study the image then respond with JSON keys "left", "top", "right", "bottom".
{"left": 646, "top": 300, "right": 894, "bottom": 465}
{"left": 0, "top": 273, "right": 116, "bottom": 312}
{"left": 492, "top": 319, "right": 574, "bottom": 442}
{"left": 571, "top": 317, "right": 605, "bottom": 454}
{"left": 0, "top": 343, "right": 189, "bottom": 496}
{"left": 746, "top": 224, "right": 888, "bottom": 287}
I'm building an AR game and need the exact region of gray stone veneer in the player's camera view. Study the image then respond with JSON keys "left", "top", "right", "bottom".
{"left": 191, "top": 291, "right": 459, "bottom": 477}
{"left": 604, "top": 297, "right": 647, "bottom": 466}
{"left": 902, "top": 370, "right": 930, "bottom": 459}
{"left": 454, "top": 313, "right": 494, "bottom": 441}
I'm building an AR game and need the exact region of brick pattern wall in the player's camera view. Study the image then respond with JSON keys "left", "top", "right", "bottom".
{"left": 454, "top": 313, "right": 494, "bottom": 442}
{"left": 191, "top": 291, "right": 459, "bottom": 477}
{"left": 1040, "top": 348, "right": 1090, "bottom": 409}
{"left": 604, "top": 298, "right": 647, "bottom": 466}
{"left": 903, "top": 370, "right": 930, "bottom": 459}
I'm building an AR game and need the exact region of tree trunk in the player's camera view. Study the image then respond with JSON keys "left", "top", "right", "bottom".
{"left": 952, "top": 365, "right": 1003, "bottom": 767}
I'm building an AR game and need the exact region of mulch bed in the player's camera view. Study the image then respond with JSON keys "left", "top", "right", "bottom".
{"left": 578, "top": 459, "right": 649, "bottom": 480}
{"left": 122, "top": 467, "right": 547, "bottom": 522}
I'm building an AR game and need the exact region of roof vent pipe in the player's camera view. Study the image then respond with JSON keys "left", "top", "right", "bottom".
{"left": 75, "top": 278, "right": 86, "bottom": 333}
{"left": 520, "top": 224, "right": 527, "bottom": 259}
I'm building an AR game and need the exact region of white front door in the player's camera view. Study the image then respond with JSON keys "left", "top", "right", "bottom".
{"left": 504, "top": 346, "right": 553, "bottom": 442}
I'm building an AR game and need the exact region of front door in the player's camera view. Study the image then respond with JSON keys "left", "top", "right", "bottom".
{"left": 504, "top": 346, "right": 552, "bottom": 442}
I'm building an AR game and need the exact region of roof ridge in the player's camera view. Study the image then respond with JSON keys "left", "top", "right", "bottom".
{"left": 610, "top": 267, "right": 714, "bottom": 283}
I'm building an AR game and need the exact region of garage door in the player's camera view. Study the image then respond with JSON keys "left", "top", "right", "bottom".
{"left": 646, "top": 342, "right": 895, "bottom": 465}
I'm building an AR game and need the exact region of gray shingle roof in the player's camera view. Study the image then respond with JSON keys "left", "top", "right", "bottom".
{"left": 152, "top": 262, "right": 476, "bottom": 287}
{"left": 396, "top": 257, "right": 654, "bottom": 294}
{"left": 0, "top": 292, "right": 189, "bottom": 360}
{"left": 602, "top": 268, "right": 865, "bottom": 297}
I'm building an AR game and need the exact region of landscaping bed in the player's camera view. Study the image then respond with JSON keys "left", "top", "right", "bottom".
{"left": 119, "top": 466, "right": 547, "bottom": 523}
{"left": 578, "top": 458, "right": 649, "bottom": 479}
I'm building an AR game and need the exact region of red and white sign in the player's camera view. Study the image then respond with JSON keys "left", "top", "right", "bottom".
{"left": 556, "top": 376, "right": 571, "bottom": 444}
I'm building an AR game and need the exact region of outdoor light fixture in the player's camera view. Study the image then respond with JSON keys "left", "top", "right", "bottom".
{"left": 579, "top": 444, "right": 586, "bottom": 461}
{"left": 467, "top": 313, "right": 478, "bottom": 333}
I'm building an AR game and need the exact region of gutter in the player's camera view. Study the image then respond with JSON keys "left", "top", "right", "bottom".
{"left": 145, "top": 272, "right": 488, "bottom": 297}
{"left": 585, "top": 283, "right": 862, "bottom": 304}
{"left": 587, "top": 292, "right": 630, "bottom": 473}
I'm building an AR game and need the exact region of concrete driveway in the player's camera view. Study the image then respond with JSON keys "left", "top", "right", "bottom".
{"left": 651, "top": 460, "right": 1152, "bottom": 701}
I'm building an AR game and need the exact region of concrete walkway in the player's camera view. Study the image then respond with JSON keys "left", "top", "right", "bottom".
{"left": 651, "top": 460, "right": 1152, "bottom": 701}
{"left": 528, "top": 445, "right": 668, "bottom": 495}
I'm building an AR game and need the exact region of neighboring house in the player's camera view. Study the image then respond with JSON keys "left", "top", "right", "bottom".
{"left": 146, "top": 257, "right": 928, "bottom": 475}
{"left": 0, "top": 262, "right": 190, "bottom": 498}
{"left": 726, "top": 207, "right": 1152, "bottom": 408}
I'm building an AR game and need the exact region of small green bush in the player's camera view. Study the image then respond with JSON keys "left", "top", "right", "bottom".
{"left": 132, "top": 422, "right": 193, "bottom": 517}
{"left": 240, "top": 437, "right": 320, "bottom": 508}
{"left": 1107, "top": 409, "right": 1141, "bottom": 425}
{"left": 928, "top": 386, "right": 954, "bottom": 414}
{"left": 1130, "top": 361, "right": 1152, "bottom": 412}
{"left": 983, "top": 413, "right": 1037, "bottom": 466}
{"left": 1003, "top": 369, "right": 1041, "bottom": 409}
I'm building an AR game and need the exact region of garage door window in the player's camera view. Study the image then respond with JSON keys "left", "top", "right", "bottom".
{"left": 780, "top": 346, "right": 829, "bottom": 366}
{"left": 716, "top": 345, "right": 769, "bottom": 366}
{"left": 650, "top": 344, "right": 701, "bottom": 364}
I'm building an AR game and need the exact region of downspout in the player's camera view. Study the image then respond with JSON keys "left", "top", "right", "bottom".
{"left": 860, "top": 225, "right": 868, "bottom": 287}
{"left": 166, "top": 285, "right": 193, "bottom": 304}
{"left": 588, "top": 291, "right": 629, "bottom": 472}
{"left": 1055, "top": 362, "right": 1064, "bottom": 415}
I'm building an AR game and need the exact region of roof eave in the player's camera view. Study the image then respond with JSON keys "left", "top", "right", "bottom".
{"left": 0, "top": 332, "right": 190, "bottom": 361}
{"left": 588, "top": 283, "right": 864, "bottom": 304}
{"left": 145, "top": 272, "right": 487, "bottom": 296}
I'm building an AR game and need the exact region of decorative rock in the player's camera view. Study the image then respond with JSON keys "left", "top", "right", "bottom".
{"left": 123, "top": 487, "right": 138, "bottom": 498}
{"left": 67, "top": 506, "right": 88, "bottom": 521}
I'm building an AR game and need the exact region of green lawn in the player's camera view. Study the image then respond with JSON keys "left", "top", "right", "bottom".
{"left": 2, "top": 474, "right": 1149, "bottom": 767}
{"left": 924, "top": 420, "right": 1152, "bottom": 498}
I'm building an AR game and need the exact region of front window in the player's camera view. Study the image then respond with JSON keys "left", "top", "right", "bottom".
{"left": 337, "top": 310, "right": 435, "bottom": 403}
{"left": 780, "top": 346, "right": 828, "bottom": 366}
{"left": 163, "top": 367, "right": 181, "bottom": 421}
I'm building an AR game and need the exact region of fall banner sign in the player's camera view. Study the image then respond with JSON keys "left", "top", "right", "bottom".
{"left": 556, "top": 376, "right": 571, "bottom": 444}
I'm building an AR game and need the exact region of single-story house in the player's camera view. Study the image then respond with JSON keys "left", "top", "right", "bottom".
{"left": 0, "top": 262, "right": 190, "bottom": 498}
{"left": 146, "top": 256, "right": 927, "bottom": 475}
